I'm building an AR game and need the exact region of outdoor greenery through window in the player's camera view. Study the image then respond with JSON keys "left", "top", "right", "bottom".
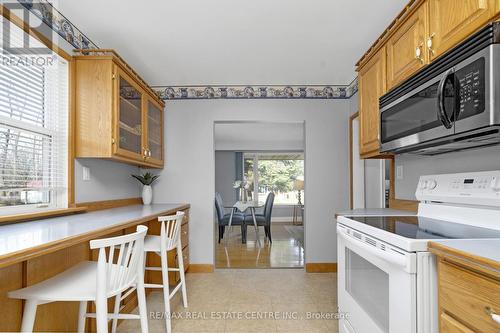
{"left": 0, "top": 18, "right": 68, "bottom": 214}
{"left": 243, "top": 153, "right": 304, "bottom": 205}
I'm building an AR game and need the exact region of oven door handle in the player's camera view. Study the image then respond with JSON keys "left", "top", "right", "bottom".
{"left": 338, "top": 227, "right": 415, "bottom": 273}
{"left": 437, "top": 68, "right": 456, "bottom": 129}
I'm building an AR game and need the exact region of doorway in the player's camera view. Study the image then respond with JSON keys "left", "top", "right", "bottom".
{"left": 213, "top": 121, "right": 305, "bottom": 268}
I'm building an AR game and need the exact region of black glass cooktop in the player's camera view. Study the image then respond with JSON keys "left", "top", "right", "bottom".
{"left": 348, "top": 216, "right": 500, "bottom": 240}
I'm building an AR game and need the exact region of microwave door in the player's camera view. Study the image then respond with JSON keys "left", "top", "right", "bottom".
{"left": 380, "top": 72, "right": 454, "bottom": 153}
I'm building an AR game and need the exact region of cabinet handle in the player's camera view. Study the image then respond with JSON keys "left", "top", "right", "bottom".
{"left": 485, "top": 306, "right": 500, "bottom": 324}
{"left": 427, "top": 33, "right": 435, "bottom": 55}
{"left": 415, "top": 42, "right": 424, "bottom": 63}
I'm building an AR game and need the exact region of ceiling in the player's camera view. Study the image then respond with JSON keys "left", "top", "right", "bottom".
{"left": 214, "top": 122, "right": 304, "bottom": 151}
{"left": 56, "top": 0, "right": 407, "bottom": 86}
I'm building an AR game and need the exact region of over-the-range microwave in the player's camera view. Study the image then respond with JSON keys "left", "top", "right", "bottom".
{"left": 379, "top": 22, "right": 500, "bottom": 155}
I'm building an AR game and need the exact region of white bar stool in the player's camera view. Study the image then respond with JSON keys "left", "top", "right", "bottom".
{"left": 142, "top": 211, "right": 188, "bottom": 333}
{"left": 8, "top": 225, "right": 149, "bottom": 333}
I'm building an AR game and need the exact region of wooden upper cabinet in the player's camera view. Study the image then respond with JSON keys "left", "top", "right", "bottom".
{"left": 358, "top": 47, "right": 387, "bottom": 158}
{"left": 428, "top": 0, "right": 497, "bottom": 60}
{"left": 386, "top": 2, "right": 429, "bottom": 89}
{"left": 74, "top": 50, "right": 165, "bottom": 168}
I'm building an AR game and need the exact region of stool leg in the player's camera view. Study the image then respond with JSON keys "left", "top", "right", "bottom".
{"left": 20, "top": 300, "right": 38, "bottom": 332}
{"left": 160, "top": 249, "right": 172, "bottom": 333}
{"left": 177, "top": 242, "right": 188, "bottom": 308}
{"left": 111, "top": 293, "right": 121, "bottom": 333}
{"left": 95, "top": 294, "right": 108, "bottom": 333}
{"left": 77, "top": 301, "right": 87, "bottom": 333}
{"left": 136, "top": 274, "right": 149, "bottom": 333}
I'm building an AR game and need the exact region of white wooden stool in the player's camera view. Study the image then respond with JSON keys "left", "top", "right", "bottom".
{"left": 142, "top": 211, "right": 188, "bottom": 333}
{"left": 9, "top": 225, "right": 149, "bottom": 333}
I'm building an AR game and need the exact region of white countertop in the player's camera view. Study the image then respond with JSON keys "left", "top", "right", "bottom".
{"left": 335, "top": 208, "right": 417, "bottom": 217}
{"left": 431, "top": 239, "right": 500, "bottom": 263}
{"left": 0, "top": 204, "right": 187, "bottom": 259}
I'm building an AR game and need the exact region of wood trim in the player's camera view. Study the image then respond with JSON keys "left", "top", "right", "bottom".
{"left": 389, "top": 158, "right": 396, "bottom": 200}
{"left": 187, "top": 264, "right": 215, "bottom": 273}
{"left": 305, "top": 263, "right": 337, "bottom": 273}
{"left": 429, "top": 241, "right": 500, "bottom": 275}
{"left": 389, "top": 198, "right": 418, "bottom": 212}
{"left": 0, "top": 204, "right": 190, "bottom": 269}
{"left": 0, "top": 4, "right": 71, "bottom": 61}
{"left": 0, "top": 207, "right": 87, "bottom": 225}
{"left": 348, "top": 112, "right": 359, "bottom": 209}
{"left": 75, "top": 198, "right": 143, "bottom": 212}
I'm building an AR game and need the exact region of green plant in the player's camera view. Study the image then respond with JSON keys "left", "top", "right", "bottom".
{"left": 131, "top": 172, "right": 159, "bottom": 186}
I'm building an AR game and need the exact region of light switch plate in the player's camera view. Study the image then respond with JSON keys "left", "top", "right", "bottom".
{"left": 396, "top": 165, "right": 403, "bottom": 180}
{"left": 82, "top": 166, "right": 90, "bottom": 181}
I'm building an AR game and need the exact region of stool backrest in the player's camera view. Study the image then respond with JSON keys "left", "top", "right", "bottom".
{"left": 90, "top": 225, "right": 148, "bottom": 296}
{"left": 159, "top": 211, "right": 185, "bottom": 251}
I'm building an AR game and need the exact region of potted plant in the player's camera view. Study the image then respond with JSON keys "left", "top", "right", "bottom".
{"left": 132, "top": 172, "right": 159, "bottom": 205}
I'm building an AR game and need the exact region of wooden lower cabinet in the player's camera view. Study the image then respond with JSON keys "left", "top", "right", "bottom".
{"left": 440, "top": 312, "right": 474, "bottom": 333}
{"left": 428, "top": 0, "right": 498, "bottom": 60}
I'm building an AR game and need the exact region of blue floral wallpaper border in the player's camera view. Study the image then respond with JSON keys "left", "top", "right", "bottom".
{"left": 18, "top": 0, "right": 98, "bottom": 50}
{"left": 18, "top": 0, "right": 359, "bottom": 100}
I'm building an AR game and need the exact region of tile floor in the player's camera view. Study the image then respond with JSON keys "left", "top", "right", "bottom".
{"left": 215, "top": 224, "right": 305, "bottom": 269}
{"left": 119, "top": 269, "right": 338, "bottom": 333}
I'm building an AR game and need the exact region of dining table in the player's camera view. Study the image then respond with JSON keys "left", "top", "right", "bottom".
{"left": 226, "top": 201, "right": 264, "bottom": 245}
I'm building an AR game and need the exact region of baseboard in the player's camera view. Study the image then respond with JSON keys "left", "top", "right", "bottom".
{"left": 187, "top": 264, "right": 215, "bottom": 273}
{"left": 271, "top": 217, "right": 294, "bottom": 223}
{"left": 305, "top": 263, "right": 337, "bottom": 273}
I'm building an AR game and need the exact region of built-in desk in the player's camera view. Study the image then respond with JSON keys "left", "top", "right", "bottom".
{"left": 0, "top": 203, "right": 190, "bottom": 332}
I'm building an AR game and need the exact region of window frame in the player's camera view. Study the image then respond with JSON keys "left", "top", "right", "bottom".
{"left": 0, "top": 5, "right": 75, "bottom": 221}
{"left": 243, "top": 152, "right": 305, "bottom": 206}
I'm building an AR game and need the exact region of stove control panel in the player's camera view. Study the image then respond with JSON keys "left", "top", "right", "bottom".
{"left": 416, "top": 170, "right": 500, "bottom": 206}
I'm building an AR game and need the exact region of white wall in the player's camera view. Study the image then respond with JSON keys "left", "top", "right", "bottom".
{"left": 75, "top": 159, "right": 141, "bottom": 203}
{"left": 153, "top": 99, "right": 350, "bottom": 264}
{"left": 395, "top": 145, "right": 500, "bottom": 200}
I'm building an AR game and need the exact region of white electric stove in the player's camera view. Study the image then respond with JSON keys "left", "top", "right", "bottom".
{"left": 336, "top": 170, "right": 500, "bottom": 333}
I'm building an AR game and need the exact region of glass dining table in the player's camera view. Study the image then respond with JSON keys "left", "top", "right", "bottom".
{"left": 225, "top": 201, "right": 264, "bottom": 245}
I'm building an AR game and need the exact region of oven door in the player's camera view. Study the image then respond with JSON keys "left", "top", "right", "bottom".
{"left": 337, "top": 224, "right": 417, "bottom": 333}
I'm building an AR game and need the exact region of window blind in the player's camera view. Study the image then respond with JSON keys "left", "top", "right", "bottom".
{"left": 0, "top": 18, "right": 68, "bottom": 212}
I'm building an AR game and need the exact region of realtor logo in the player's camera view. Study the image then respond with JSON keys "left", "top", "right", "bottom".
{"left": 1, "top": 1, "right": 52, "bottom": 55}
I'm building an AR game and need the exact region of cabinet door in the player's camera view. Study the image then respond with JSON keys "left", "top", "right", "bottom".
{"left": 114, "top": 68, "right": 145, "bottom": 161}
{"left": 440, "top": 313, "right": 474, "bottom": 333}
{"left": 359, "top": 47, "right": 387, "bottom": 158}
{"left": 144, "top": 97, "right": 164, "bottom": 166}
{"left": 386, "top": 2, "right": 428, "bottom": 90}
{"left": 428, "top": 0, "right": 497, "bottom": 60}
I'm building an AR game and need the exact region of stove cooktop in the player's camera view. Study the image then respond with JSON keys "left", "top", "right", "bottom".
{"left": 347, "top": 215, "right": 500, "bottom": 240}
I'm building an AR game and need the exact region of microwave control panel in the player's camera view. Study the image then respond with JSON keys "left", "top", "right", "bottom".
{"left": 456, "top": 57, "right": 485, "bottom": 119}
{"left": 416, "top": 170, "right": 500, "bottom": 206}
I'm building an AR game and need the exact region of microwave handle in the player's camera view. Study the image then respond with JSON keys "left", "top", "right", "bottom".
{"left": 337, "top": 227, "right": 414, "bottom": 273}
{"left": 437, "top": 68, "right": 455, "bottom": 129}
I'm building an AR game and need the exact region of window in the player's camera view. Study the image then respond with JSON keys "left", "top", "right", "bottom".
{"left": 243, "top": 153, "right": 304, "bottom": 205}
{"left": 0, "top": 20, "right": 68, "bottom": 214}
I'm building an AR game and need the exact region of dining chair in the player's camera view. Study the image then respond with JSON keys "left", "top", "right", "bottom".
{"left": 9, "top": 226, "right": 149, "bottom": 333}
{"left": 142, "top": 211, "right": 188, "bottom": 333}
{"left": 244, "top": 192, "right": 275, "bottom": 242}
{"left": 215, "top": 192, "right": 245, "bottom": 243}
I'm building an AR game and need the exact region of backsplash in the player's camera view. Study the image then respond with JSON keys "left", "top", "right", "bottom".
{"left": 395, "top": 145, "right": 500, "bottom": 200}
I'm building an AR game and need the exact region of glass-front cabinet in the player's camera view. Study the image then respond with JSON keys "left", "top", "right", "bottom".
{"left": 144, "top": 98, "right": 163, "bottom": 166}
{"left": 74, "top": 51, "right": 164, "bottom": 168}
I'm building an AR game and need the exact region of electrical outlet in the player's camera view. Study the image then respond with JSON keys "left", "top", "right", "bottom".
{"left": 82, "top": 166, "right": 91, "bottom": 181}
{"left": 396, "top": 165, "right": 404, "bottom": 180}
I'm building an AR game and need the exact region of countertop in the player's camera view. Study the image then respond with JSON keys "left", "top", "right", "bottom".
{"left": 335, "top": 208, "right": 417, "bottom": 218}
{"left": 0, "top": 203, "right": 189, "bottom": 267}
{"left": 429, "top": 239, "right": 500, "bottom": 266}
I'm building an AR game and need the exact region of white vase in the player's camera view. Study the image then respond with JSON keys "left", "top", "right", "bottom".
{"left": 142, "top": 185, "right": 152, "bottom": 205}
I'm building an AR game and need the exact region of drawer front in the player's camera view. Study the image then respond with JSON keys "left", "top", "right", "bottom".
{"left": 440, "top": 313, "right": 474, "bottom": 333}
{"left": 180, "top": 223, "right": 189, "bottom": 248}
{"left": 438, "top": 260, "right": 500, "bottom": 333}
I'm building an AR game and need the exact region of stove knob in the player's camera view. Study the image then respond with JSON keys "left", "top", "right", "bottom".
{"left": 419, "top": 180, "right": 428, "bottom": 189}
{"left": 490, "top": 177, "right": 500, "bottom": 192}
{"left": 427, "top": 179, "right": 437, "bottom": 189}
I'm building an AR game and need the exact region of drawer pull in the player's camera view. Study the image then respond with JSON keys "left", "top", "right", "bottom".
{"left": 485, "top": 306, "right": 500, "bottom": 324}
